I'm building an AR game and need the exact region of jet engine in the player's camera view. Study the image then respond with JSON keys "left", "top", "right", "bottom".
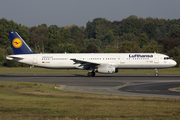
{"left": 95, "top": 65, "right": 118, "bottom": 74}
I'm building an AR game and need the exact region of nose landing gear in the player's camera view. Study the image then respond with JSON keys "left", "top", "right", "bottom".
{"left": 155, "top": 68, "right": 159, "bottom": 77}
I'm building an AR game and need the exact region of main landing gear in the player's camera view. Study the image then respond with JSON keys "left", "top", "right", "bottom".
{"left": 155, "top": 68, "right": 159, "bottom": 77}
{"left": 87, "top": 71, "right": 95, "bottom": 77}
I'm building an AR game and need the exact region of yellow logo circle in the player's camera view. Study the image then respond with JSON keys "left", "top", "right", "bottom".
{"left": 12, "top": 38, "right": 22, "bottom": 48}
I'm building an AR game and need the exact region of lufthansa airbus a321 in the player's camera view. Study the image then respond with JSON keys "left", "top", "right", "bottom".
{"left": 6, "top": 31, "right": 177, "bottom": 77}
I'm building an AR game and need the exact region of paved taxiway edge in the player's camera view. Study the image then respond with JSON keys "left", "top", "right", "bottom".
{"left": 169, "top": 88, "right": 180, "bottom": 92}
{"left": 58, "top": 84, "right": 180, "bottom": 98}
{"left": 1, "top": 74, "right": 180, "bottom": 98}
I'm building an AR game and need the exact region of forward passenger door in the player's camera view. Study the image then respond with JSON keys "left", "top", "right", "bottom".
{"left": 154, "top": 55, "right": 159, "bottom": 63}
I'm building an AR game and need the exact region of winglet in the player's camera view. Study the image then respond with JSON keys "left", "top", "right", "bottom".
{"left": 8, "top": 31, "right": 36, "bottom": 55}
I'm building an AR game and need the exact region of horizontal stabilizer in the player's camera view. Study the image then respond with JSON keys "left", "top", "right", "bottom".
{"left": 6, "top": 55, "right": 24, "bottom": 60}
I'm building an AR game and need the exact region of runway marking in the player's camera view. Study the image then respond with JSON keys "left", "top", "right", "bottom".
{"left": 65, "top": 82, "right": 131, "bottom": 92}
{"left": 126, "top": 90, "right": 132, "bottom": 91}
{"left": 65, "top": 82, "right": 171, "bottom": 93}
{"left": 67, "top": 89, "right": 171, "bottom": 92}
{"left": 122, "top": 90, "right": 171, "bottom": 92}
{"left": 115, "top": 82, "right": 130, "bottom": 90}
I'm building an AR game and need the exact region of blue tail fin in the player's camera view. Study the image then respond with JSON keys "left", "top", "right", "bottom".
{"left": 9, "top": 31, "right": 36, "bottom": 55}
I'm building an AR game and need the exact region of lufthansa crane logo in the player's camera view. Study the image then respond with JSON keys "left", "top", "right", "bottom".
{"left": 12, "top": 38, "right": 22, "bottom": 48}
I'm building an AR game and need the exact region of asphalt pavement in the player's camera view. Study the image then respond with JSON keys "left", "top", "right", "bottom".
{"left": 1, "top": 74, "right": 180, "bottom": 98}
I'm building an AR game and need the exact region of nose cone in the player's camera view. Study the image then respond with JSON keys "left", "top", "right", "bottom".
{"left": 172, "top": 60, "right": 177, "bottom": 67}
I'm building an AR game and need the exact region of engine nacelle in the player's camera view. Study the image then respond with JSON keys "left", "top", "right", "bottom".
{"left": 95, "top": 65, "right": 118, "bottom": 74}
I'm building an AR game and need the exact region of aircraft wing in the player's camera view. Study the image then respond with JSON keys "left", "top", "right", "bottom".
{"left": 70, "top": 59, "right": 100, "bottom": 70}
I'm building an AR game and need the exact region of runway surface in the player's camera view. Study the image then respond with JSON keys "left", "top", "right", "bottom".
{"left": 0, "top": 74, "right": 180, "bottom": 98}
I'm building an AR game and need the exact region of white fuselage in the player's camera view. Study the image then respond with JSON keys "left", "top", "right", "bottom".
{"left": 6, "top": 53, "right": 177, "bottom": 70}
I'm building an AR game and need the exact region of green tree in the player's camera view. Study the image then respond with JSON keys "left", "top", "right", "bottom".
{"left": 120, "top": 17, "right": 144, "bottom": 36}
{"left": 168, "top": 24, "right": 180, "bottom": 38}
{"left": 85, "top": 21, "right": 95, "bottom": 38}
{"left": 85, "top": 18, "right": 109, "bottom": 39}
{"left": 95, "top": 25, "right": 108, "bottom": 40}
{"left": 138, "top": 33, "right": 149, "bottom": 48}
{"left": 127, "top": 15, "right": 138, "bottom": 19}
{"left": 58, "top": 27, "right": 72, "bottom": 44}
{"left": 105, "top": 30, "right": 114, "bottom": 44}
{"left": 143, "top": 21, "right": 156, "bottom": 39}
{"left": 0, "top": 55, "right": 5, "bottom": 66}
{"left": 70, "top": 25, "right": 83, "bottom": 38}
{"left": 119, "top": 33, "right": 138, "bottom": 42}
{"left": 119, "top": 41, "right": 139, "bottom": 53}
{"left": 0, "top": 47, "right": 5, "bottom": 66}
{"left": 154, "top": 26, "right": 167, "bottom": 40}
{"left": 158, "top": 38, "right": 180, "bottom": 53}
{"left": 0, "top": 47, "right": 5, "bottom": 55}
{"left": 30, "top": 26, "right": 48, "bottom": 53}
{"left": 167, "top": 47, "right": 180, "bottom": 67}
{"left": 19, "top": 25, "right": 30, "bottom": 45}
{"left": 38, "top": 24, "right": 48, "bottom": 28}
{"left": 130, "top": 45, "right": 141, "bottom": 53}
{"left": 0, "top": 26, "right": 9, "bottom": 49}
{"left": 65, "top": 44, "right": 78, "bottom": 53}
{"left": 103, "top": 46, "right": 118, "bottom": 53}
{"left": 85, "top": 38, "right": 101, "bottom": 48}
{"left": 5, "top": 46, "right": 13, "bottom": 55}
{"left": 47, "top": 25, "right": 62, "bottom": 53}
{"left": 73, "top": 31, "right": 85, "bottom": 52}
{"left": 48, "top": 25, "right": 59, "bottom": 39}
{"left": 59, "top": 27, "right": 70, "bottom": 39}
{"left": 143, "top": 41, "right": 163, "bottom": 53}
{"left": 101, "top": 39, "right": 109, "bottom": 48}
{"left": 85, "top": 43, "right": 99, "bottom": 53}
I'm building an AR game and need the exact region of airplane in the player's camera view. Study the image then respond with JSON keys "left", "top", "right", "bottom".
{"left": 6, "top": 31, "right": 177, "bottom": 77}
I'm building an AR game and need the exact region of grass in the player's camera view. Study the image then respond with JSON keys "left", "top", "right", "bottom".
{"left": 176, "top": 88, "right": 180, "bottom": 91}
{"left": 0, "top": 67, "right": 180, "bottom": 119}
{"left": 0, "top": 67, "right": 180, "bottom": 75}
{"left": 0, "top": 81, "right": 180, "bottom": 120}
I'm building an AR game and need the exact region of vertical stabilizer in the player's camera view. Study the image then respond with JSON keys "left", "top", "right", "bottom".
{"left": 8, "top": 31, "right": 36, "bottom": 55}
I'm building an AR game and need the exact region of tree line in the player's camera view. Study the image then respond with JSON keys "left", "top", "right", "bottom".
{"left": 0, "top": 15, "right": 180, "bottom": 67}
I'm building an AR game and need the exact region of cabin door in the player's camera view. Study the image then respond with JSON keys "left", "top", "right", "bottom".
{"left": 33, "top": 56, "right": 38, "bottom": 64}
{"left": 120, "top": 57, "right": 125, "bottom": 64}
{"left": 154, "top": 55, "right": 159, "bottom": 63}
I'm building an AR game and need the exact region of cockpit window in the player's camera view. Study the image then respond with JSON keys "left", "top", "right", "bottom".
{"left": 164, "top": 57, "right": 171, "bottom": 60}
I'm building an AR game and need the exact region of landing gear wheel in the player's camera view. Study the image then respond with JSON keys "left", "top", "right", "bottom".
{"left": 87, "top": 72, "right": 92, "bottom": 77}
{"left": 87, "top": 72, "right": 95, "bottom": 77}
{"left": 92, "top": 72, "right": 95, "bottom": 76}
{"left": 155, "top": 73, "right": 159, "bottom": 77}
